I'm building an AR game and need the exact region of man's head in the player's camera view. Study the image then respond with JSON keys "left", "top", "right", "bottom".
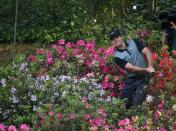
{"left": 109, "top": 30, "right": 125, "bottom": 48}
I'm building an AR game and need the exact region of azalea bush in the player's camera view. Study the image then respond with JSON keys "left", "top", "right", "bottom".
{"left": 0, "top": 39, "right": 176, "bottom": 130}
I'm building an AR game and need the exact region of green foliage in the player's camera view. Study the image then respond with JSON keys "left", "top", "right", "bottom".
{"left": 1, "top": 0, "right": 176, "bottom": 44}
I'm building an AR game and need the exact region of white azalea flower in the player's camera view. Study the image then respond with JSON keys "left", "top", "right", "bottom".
{"left": 10, "top": 87, "right": 16, "bottom": 94}
{"left": 146, "top": 95, "right": 154, "bottom": 103}
{"left": 10, "top": 95, "right": 19, "bottom": 103}
{"left": 45, "top": 75, "right": 50, "bottom": 80}
{"left": 1, "top": 78, "right": 6, "bottom": 87}
{"left": 20, "top": 63, "right": 27, "bottom": 71}
{"left": 105, "top": 96, "right": 111, "bottom": 102}
{"left": 31, "top": 95, "right": 37, "bottom": 101}
{"left": 62, "top": 91, "right": 67, "bottom": 97}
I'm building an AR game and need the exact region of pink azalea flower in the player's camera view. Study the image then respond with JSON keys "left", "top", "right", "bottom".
{"left": 69, "top": 113, "right": 75, "bottom": 120}
{"left": 66, "top": 42, "right": 73, "bottom": 48}
{"left": 154, "top": 110, "right": 159, "bottom": 121}
{"left": 46, "top": 52, "right": 53, "bottom": 65}
{"left": 109, "top": 82, "right": 114, "bottom": 88}
{"left": 98, "top": 108, "right": 104, "bottom": 114}
{"left": 161, "top": 128, "right": 167, "bottom": 131}
{"left": 77, "top": 40, "right": 85, "bottom": 46}
{"left": 73, "top": 48, "right": 80, "bottom": 56}
{"left": 113, "top": 76, "right": 119, "bottom": 81}
{"left": 36, "top": 48, "right": 44, "bottom": 55}
{"left": 49, "top": 111, "right": 55, "bottom": 117}
{"left": 52, "top": 44, "right": 57, "bottom": 49}
{"left": 91, "top": 125, "right": 98, "bottom": 131}
{"left": 101, "top": 81, "right": 109, "bottom": 90}
{"left": 97, "top": 48, "right": 106, "bottom": 54}
{"left": 81, "top": 96, "right": 87, "bottom": 103}
{"left": 93, "top": 53, "right": 99, "bottom": 60}
{"left": 84, "top": 114, "right": 91, "bottom": 120}
{"left": 106, "top": 47, "right": 114, "bottom": 56}
{"left": 8, "top": 125, "right": 17, "bottom": 131}
{"left": 84, "top": 60, "right": 92, "bottom": 66}
{"left": 113, "top": 128, "right": 125, "bottom": 131}
{"left": 93, "top": 118, "right": 102, "bottom": 126}
{"left": 118, "top": 118, "right": 130, "bottom": 126}
{"left": 60, "top": 52, "right": 68, "bottom": 60}
{"left": 56, "top": 46, "right": 65, "bottom": 54}
{"left": 20, "top": 124, "right": 30, "bottom": 131}
{"left": 172, "top": 50, "right": 176, "bottom": 55}
{"left": 100, "top": 65, "right": 109, "bottom": 73}
{"left": 103, "top": 125, "right": 109, "bottom": 131}
{"left": 0, "top": 124, "right": 6, "bottom": 131}
{"left": 85, "top": 103, "right": 90, "bottom": 109}
{"left": 57, "top": 39, "right": 65, "bottom": 45}
{"left": 85, "top": 42, "right": 95, "bottom": 52}
{"left": 109, "top": 92, "right": 115, "bottom": 97}
{"left": 57, "top": 113, "right": 63, "bottom": 119}
{"left": 119, "top": 82, "right": 125, "bottom": 90}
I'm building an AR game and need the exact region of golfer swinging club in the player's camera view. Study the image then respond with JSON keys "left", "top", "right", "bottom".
{"left": 110, "top": 30, "right": 155, "bottom": 109}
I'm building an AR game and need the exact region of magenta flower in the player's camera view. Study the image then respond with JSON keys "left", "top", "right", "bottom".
{"left": 0, "top": 124, "right": 6, "bottom": 131}
{"left": 56, "top": 46, "right": 65, "bottom": 54}
{"left": 154, "top": 110, "right": 160, "bottom": 121}
{"left": 57, "top": 113, "right": 63, "bottom": 119}
{"left": 97, "top": 48, "right": 106, "bottom": 54}
{"left": 118, "top": 118, "right": 130, "bottom": 126}
{"left": 8, "top": 125, "right": 17, "bottom": 131}
{"left": 93, "top": 118, "right": 102, "bottom": 126}
{"left": 46, "top": 52, "right": 53, "bottom": 65}
{"left": 62, "top": 52, "right": 69, "bottom": 60}
{"left": 73, "top": 48, "right": 80, "bottom": 56}
{"left": 119, "top": 82, "right": 125, "bottom": 90}
{"left": 20, "top": 124, "right": 29, "bottom": 131}
{"left": 101, "top": 81, "right": 109, "bottom": 90}
{"left": 77, "top": 40, "right": 85, "bottom": 46}
{"left": 49, "top": 111, "right": 55, "bottom": 117}
{"left": 85, "top": 42, "right": 95, "bottom": 52}
{"left": 84, "top": 60, "right": 92, "bottom": 67}
{"left": 57, "top": 39, "right": 65, "bottom": 45}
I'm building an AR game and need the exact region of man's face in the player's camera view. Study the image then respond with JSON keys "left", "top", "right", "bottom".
{"left": 111, "top": 36, "right": 123, "bottom": 48}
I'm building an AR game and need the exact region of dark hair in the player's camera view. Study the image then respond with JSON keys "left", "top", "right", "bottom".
{"left": 109, "top": 30, "right": 121, "bottom": 40}
{"left": 159, "top": 9, "right": 176, "bottom": 30}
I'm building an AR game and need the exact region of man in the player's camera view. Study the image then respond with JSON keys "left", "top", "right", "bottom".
{"left": 162, "top": 21, "right": 176, "bottom": 52}
{"left": 109, "top": 30, "right": 155, "bottom": 109}
{"left": 160, "top": 10, "right": 176, "bottom": 52}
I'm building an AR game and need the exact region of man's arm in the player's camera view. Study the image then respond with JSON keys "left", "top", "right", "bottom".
{"left": 162, "top": 31, "right": 168, "bottom": 46}
{"left": 142, "top": 47, "right": 153, "bottom": 68}
{"left": 125, "top": 63, "right": 154, "bottom": 73}
{"left": 114, "top": 57, "right": 154, "bottom": 73}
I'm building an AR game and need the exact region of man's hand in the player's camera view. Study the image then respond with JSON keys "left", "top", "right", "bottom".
{"left": 146, "top": 67, "right": 155, "bottom": 73}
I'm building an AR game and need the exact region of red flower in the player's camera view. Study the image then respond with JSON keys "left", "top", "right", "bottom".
{"left": 27, "top": 55, "right": 35, "bottom": 62}
{"left": 152, "top": 52, "right": 158, "bottom": 61}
